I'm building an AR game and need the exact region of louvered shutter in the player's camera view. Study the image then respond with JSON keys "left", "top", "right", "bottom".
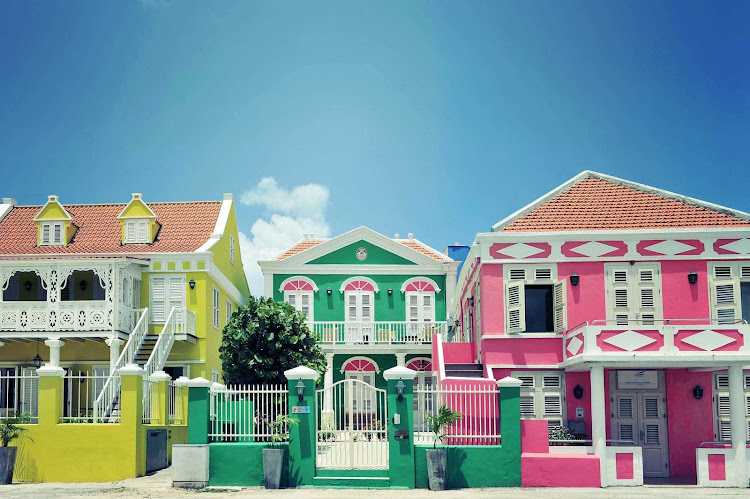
{"left": 92, "top": 366, "right": 110, "bottom": 405}
{"left": 542, "top": 374, "right": 563, "bottom": 422}
{"left": 138, "top": 221, "right": 149, "bottom": 243}
{"left": 53, "top": 224, "right": 62, "bottom": 244}
{"left": 637, "top": 267, "right": 660, "bottom": 325}
{"left": 213, "top": 287, "right": 220, "bottom": 327}
{"left": 644, "top": 424, "right": 660, "bottom": 444}
{"left": 611, "top": 268, "right": 631, "bottom": 325}
{"left": 41, "top": 224, "right": 50, "bottom": 244}
{"left": 505, "top": 281, "right": 525, "bottom": 333}
{"left": 169, "top": 277, "right": 184, "bottom": 323}
{"left": 553, "top": 279, "right": 566, "bottom": 333}
{"left": 712, "top": 278, "right": 740, "bottom": 324}
{"left": 21, "top": 368, "right": 38, "bottom": 417}
{"left": 125, "top": 221, "right": 136, "bottom": 243}
{"left": 519, "top": 395, "right": 536, "bottom": 416}
{"left": 151, "top": 276, "right": 167, "bottom": 323}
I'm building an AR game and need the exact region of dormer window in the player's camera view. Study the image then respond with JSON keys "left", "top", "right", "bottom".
{"left": 40, "top": 222, "right": 64, "bottom": 245}
{"left": 125, "top": 220, "right": 150, "bottom": 244}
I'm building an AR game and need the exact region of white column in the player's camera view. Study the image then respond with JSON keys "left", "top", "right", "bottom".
{"left": 44, "top": 338, "right": 65, "bottom": 367}
{"left": 106, "top": 337, "right": 124, "bottom": 370}
{"left": 728, "top": 365, "right": 748, "bottom": 488}
{"left": 323, "top": 353, "right": 334, "bottom": 412}
{"left": 590, "top": 366, "right": 608, "bottom": 487}
{"left": 395, "top": 352, "right": 407, "bottom": 367}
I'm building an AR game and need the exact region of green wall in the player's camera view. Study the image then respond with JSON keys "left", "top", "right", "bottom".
{"left": 209, "top": 443, "right": 289, "bottom": 487}
{"left": 273, "top": 274, "right": 447, "bottom": 322}
{"left": 332, "top": 354, "right": 426, "bottom": 390}
{"left": 414, "top": 445, "right": 521, "bottom": 488}
{"left": 307, "top": 240, "right": 417, "bottom": 266}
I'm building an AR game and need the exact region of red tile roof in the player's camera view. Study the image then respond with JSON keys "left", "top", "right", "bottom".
{"left": 502, "top": 176, "right": 750, "bottom": 232}
{"left": 275, "top": 238, "right": 449, "bottom": 261}
{"left": 0, "top": 202, "right": 222, "bottom": 256}
{"left": 276, "top": 240, "right": 326, "bottom": 260}
{"left": 397, "top": 240, "right": 451, "bottom": 261}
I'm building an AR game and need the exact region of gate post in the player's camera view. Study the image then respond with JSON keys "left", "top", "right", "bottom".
{"left": 384, "top": 366, "right": 418, "bottom": 489}
{"left": 497, "top": 376, "right": 522, "bottom": 487}
{"left": 185, "top": 377, "right": 213, "bottom": 444}
{"left": 284, "top": 365, "right": 319, "bottom": 487}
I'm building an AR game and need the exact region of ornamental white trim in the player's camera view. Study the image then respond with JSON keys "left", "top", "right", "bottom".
{"left": 278, "top": 276, "right": 319, "bottom": 292}
{"left": 339, "top": 356, "right": 381, "bottom": 374}
{"left": 339, "top": 276, "right": 379, "bottom": 293}
{"left": 400, "top": 276, "right": 441, "bottom": 293}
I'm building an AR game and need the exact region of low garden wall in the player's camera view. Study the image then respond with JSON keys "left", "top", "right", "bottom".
{"left": 414, "top": 445, "right": 521, "bottom": 488}
{"left": 209, "top": 442, "right": 289, "bottom": 487}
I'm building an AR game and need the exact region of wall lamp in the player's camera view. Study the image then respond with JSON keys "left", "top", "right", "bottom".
{"left": 79, "top": 280, "right": 87, "bottom": 291}
{"left": 296, "top": 379, "right": 306, "bottom": 402}
{"left": 189, "top": 279, "right": 196, "bottom": 290}
{"left": 573, "top": 385, "right": 584, "bottom": 399}
{"left": 570, "top": 273, "right": 580, "bottom": 287}
{"left": 693, "top": 385, "right": 704, "bottom": 400}
{"left": 688, "top": 271, "right": 698, "bottom": 285}
{"left": 327, "top": 288, "right": 332, "bottom": 296}
{"left": 387, "top": 288, "right": 393, "bottom": 296}
{"left": 469, "top": 296, "right": 475, "bottom": 308}
{"left": 24, "top": 281, "right": 32, "bottom": 292}
{"left": 396, "top": 379, "right": 406, "bottom": 402}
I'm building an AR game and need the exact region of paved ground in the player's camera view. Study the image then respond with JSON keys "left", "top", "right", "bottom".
{"left": 3, "top": 468, "right": 749, "bottom": 498}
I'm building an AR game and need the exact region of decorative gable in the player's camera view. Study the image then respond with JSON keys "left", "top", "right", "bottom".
{"left": 33, "top": 195, "right": 77, "bottom": 246}
{"left": 306, "top": 240, "right": 418, "bottom": 265}
{"left": 117, "top": 193, "right": 160, "bottom": 245}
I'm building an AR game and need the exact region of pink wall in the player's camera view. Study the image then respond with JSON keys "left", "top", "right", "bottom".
{"left": 441, "top": 377, "right": 499, "bottom": 445}
{"left": 480, "top": 264, "right": 504, "bottom": 335}
{"left": 565, "top": 372, "right": 592, "bottom": 438}
{"left": 443, "top": 343, "right": 476, "bottom": 364}
{"left": 666, "top": 369, "right": 714, "bottom": 478}
{"left": 557, "top": 262, "right": 606, "bottom": 327}
{"left": 661, "top": 260, "right": 709, "bottom": 320}
{"left": 483, "top": 337, "right": 563, "bottom": 367}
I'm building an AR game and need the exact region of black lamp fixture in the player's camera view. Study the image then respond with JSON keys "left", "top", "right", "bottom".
{"left": 688, "top": 271, "right": 698, "bottom": 285}
{"left": 296, "top": 379, "right": 306, "bottom": 402}
{"left": 570, "top": 273, "right": 580, "bottom": 287}
{"left": 79, "top": 280, "right": 87, "bottom": 292}
{"left": 33, "top": 340, "right": 42, "bottom": 369}
{"left": 693, "top": 385, "right": 704, "bottom": 400}
{"left": 327, "top": 288, "right": 332, "bottom": 296}
{"left": 573, "top": 384, "right": 584, "bottom": 400}
{"left": 396, "top": 379, "right": 406, "bottom": 402}
{"left": 387, "top": 288, "right": 393, "bottom": 296}
{"left": 24, "top": 281, "right": 32, "bottom": 292}
{"left": 189, "top": 279, "right": 196, "bottom": 290}
{"left": 469, "top": 296, "right": 475, "bottom": 308}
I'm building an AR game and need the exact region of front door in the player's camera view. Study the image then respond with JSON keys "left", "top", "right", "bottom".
{"left": 345, "top": 291, "right": 373, "bottom": 344}
{"left": 612, "top": 391, "right": 669, "bottom": 478}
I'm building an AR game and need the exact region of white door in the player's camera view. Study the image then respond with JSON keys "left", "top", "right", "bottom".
{"left": 406, "top": 292, "right": 434, "bottom": 341}
{"left": 611, "top": 392, "right": 669, "bottom": 478}
{"left": 92, "top": 366, "right": 110, "bottom": 406}
{"left": 345, "top": 291, "right": 373, "bottom": 344}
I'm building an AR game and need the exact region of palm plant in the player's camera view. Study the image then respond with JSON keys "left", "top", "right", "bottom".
{"left": 424, "top": 403, "right": 462, "bottom": 450}
{"left": 268, "top": 415, "right": 297, "bottom": 449}
{"left": 0, "top": 414, "right": 33, "bottom": 447}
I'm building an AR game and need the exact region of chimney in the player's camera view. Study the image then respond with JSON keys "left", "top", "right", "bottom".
{"left": 303, "top": 233, "right": 314, "bottom": 240}
{"left": 1, "top": 198, "right": 17, "bottom": 206}
{"left": 131, "top": 193, "right": 143, "bottom": 200}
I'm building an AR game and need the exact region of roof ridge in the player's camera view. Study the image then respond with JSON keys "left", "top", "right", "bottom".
{"left": 10, "top": 200, "right": 223, "bottom": 209}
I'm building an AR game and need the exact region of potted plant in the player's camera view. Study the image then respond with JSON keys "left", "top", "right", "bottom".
{"left": 262, "top": 415, "right": 297, "bottom": 489}
{"left": 0, "top": 414, "right": 33, "bottom": 485}
{"left": 423, "top": 403, "right": 462, "bottom": 491}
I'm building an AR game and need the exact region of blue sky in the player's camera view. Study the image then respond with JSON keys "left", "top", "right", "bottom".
{"left": 1, "top": 1, "right": 749, "bottom": 292}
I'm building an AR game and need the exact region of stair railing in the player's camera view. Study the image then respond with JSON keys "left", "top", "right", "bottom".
{"left": 93, "top": 308, "right": 149, "bottom": 420}
{"left": 143, "top": 307, "right": 178, "bottom": 379}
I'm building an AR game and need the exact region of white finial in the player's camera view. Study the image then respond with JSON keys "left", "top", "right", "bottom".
{"left": 132, "top": 193, "right": 142, "bottom": 200}
{"left": 408, "top": 233, "right": 414, "bottom": 240}
{"left": 394, "top": 233, "right": 400, "bottom": 239}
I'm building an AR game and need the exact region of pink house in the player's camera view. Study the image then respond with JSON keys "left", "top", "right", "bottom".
{"left": 448, "top": 171, "right": 750, "bottom": 487}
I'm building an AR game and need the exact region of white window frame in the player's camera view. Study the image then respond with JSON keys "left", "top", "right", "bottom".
{"left": 212, "top": 286, "right": 220, "bottom": 329}
{"left": 605, "top": 263, "right": 662, "bottom": 326}
{"left": 405, "top": 291, "right": 436, "bottom": 323}
{"left": 226, "top": 299, "right": 232, "bottom": 324}
{"left": 504, "top": 264, "right": 565, "bottom": 334}
{"left": 344, "top": 371, "right": 376, "bottom": 412}
{"left": 712, "top": 371, "right": 750, "bottom": 441}
{"left": 212, "top": 369, "right": 220, "bottom": 384}
{"left": 124, "top": 219, "right": 150, "bottom": 244}
{"left": 708, "top": 262, "right": 750, "bottom": 324}
{"left": 40, "top": 222, "right": 64, "bottom": 246}
{"left": 229, "top": 234, "right": 235, "bottom": 265}
{"left": 150, "top": 275, "right": 185, "bottom": 324}
{"left": 284, "top": 290, "right": 314, "bottom": 321}
{"left": 512, "top": 370, "right": 566, "bottom": 433}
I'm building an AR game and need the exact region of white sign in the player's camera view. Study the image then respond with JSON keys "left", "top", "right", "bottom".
{"left": 292, "top": 406, "right": 310, "bottom": 414}
{"left": 617, "top": 370, "right": 659, "bottom": 390}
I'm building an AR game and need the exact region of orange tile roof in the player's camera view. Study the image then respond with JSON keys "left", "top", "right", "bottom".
{"left": 502, "top": 176, "right": 750, "bottom": 232}
{"left": 275, "top": 238, "right": 449, "bottom": 261}
{"left": 0, "top": 201, "right": 222, "bottom": 256}
{"left": 397, "top": 240, "right": 451, "bottom": 261}
{"left": 276, "top": 240, "right": 326, "bottom": 260}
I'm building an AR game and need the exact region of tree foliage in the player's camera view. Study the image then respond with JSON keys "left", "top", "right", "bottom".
{"left": 219, "top": 296, "right": 326, "bottom": 384}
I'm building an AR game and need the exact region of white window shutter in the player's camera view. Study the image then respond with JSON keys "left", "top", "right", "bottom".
{"left": 53, "top": 224, "right": 62, "bottom": 244}
{"left": 125, "top": 221, "right": 135, "bottom": 243}
{"left": 21, "top": 368, "right": 39, "bottom": 416}
{"left": 712, "top": 278, "right": 740, "bottom": 324}
{"left": 168, "top": 277, "right": 184, "bottom": 322}
{"left": 138, "top": 221, "right": 149, "bottom": 242}
{"left": 505, "top": 281, "right": 525, "bottom": 333}
{"left": 553, "top": 279, "right": 566, "bottom": 333}
{"left": 151, "top": 277, "right": 166, "bottom": 323}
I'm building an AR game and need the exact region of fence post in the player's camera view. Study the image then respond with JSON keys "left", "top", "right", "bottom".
{"left": 284, "top": 366, "right": 319, "bottom": 487}
{"left": 119, "top": 363, "right": 146, "bottom": 477}
{"left": 497, "top": 376, "right": 522, "bottom": 486}
{"left": 150, "top": 371, "right": 171, "bottom": 426}
{"left": 185, "top": 377, "right": 213, "bottom": 444}
{"left": 384, "top": 366, "right": 418, "bottom": 489}
{"left": 175, "top": 376, "right": 190, "bottom": 425}
{"left": 36, "top": 365, "right": 65, "bottom": 426}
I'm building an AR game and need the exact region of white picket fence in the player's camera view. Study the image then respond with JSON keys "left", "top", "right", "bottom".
{"left": 413, "top": 383, "right": 500, "bottom": 446}
{"left": 209, "top": 384, "right": 289, "bottom": 442}
{"left": 169, "top": 381, "right": 184, "bottom": 425}
{"left": 142, "top": 378, "right": 159, "bottom": 424}
{"left": 0, "top": 370, "right": 39, "bottom": 423}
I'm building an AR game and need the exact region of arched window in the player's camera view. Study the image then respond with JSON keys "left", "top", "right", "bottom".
{"left": 340, "top": 356, "right": 380, "bottom": 373}
{"left": 340, "top": 278, "right": 377, "bottom": 343}
{"left": 280, "top": 276, "right": 318, "bottom": 321}
{"left": 401, "top": 278, "right": 439, "bottom": 324}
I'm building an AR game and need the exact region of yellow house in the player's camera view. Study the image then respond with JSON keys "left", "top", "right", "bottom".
{"left": 0, "top": 193, "right": 249, "bottom": 481}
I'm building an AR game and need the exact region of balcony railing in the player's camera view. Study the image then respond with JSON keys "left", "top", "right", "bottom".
{"left": 174, "top": 307, "right": 196, "bottom": 338}
{"left": 311, "top": 321, "right": 446, "bottom": 345}
{"left": 562, "top": 319, "right": 750, "bottom": 364}
{"left": 0, "top": 300, "right": 120, "bottom": 333}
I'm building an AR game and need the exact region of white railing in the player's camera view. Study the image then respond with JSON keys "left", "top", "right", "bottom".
{"left": 209, "top": 384, "right": 288, "bottom": 442}
{"left": 0, "top": 371, "right": 39, "bottom": 423}
{"left": 169, "top": 381, "right": 184, "bottom": 425}
{"left": 142, "top": 378, "right": 160, "bottom": 424}
{"left": 312, "top": 321, "right": 447, "bottom": 345}
{"left": 115, "top": 303, "right": 141, "bottom": 335}
{"left": 562, "top": 320, "right": 750, "bottom": 363}
{"left": 92, "top": 309, "right": 148, "bottom": 421}
{"left": 144, "top": 307, "right": 178, "bottom": 379}
{"left": 0, "top": 300, "right": 113, "bottom": 332}
{"left": 175, "top": 307, "right": 196, "bottom": 337}
{"left": 62, "top": 372, "right": 119, "bottom": 423}
{"left": 413, "top": 382, "right": 500, "bottom": 446}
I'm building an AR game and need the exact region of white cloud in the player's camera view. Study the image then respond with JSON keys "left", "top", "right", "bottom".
{"left": 238, "top": 178, "right": 331, "bottom": 295}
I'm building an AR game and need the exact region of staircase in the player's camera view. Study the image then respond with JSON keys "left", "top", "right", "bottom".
{"left": 444, "top": 363, "right": 484, "bottom": 378}
{"left": 134, "top": 335, "right": 159, "bottom": 367}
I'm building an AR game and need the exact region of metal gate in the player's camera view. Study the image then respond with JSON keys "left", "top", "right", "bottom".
{"left": 316, "top": 378, "right": 388, "bottom": 469}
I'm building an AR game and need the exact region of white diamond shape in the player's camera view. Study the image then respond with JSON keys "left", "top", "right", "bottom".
{"left": 500, "top": 243, "right": 545, "bottom": 259}
{"left": 567, "top": 336, "right": 583, "bottom": 355}
{"left": 721, "top": 239, "right": 750, "bottom": 255}
{"left": 603, "top": 330, "right": 657, "bottom": 351}
{"left": 646, "top": 240, "right": 695, "bottom": 256}
{"left": 572, "top": 241, "right": 618, "bottom": 258}
{"left": 681, "top": 330, "right": 736, "bottom": 351}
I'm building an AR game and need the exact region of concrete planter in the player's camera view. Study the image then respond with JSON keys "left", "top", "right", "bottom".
{"left": 0, "top": 447, "right": 18, "bottom": 485}
{"left": 262, "top": 448, "right": 284, "bottom": 489}
{"left": 425, "top": 448, "right": 447, "bottom": 491}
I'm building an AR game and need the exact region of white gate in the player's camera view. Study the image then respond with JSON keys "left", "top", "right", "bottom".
{"left": 316, "top": 379, "right": 388, "bottom": 469}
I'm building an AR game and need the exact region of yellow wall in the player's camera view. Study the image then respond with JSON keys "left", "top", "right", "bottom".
{"left": 209, "top": 203, "right": 251, "bottom": 298}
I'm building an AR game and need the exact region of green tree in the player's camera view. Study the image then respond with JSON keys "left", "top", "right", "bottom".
{"left": 219, "top": 296, "right": 326, "bottom": 384}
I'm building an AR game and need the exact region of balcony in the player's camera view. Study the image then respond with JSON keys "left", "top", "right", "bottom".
{"left": 311, "top": 321, "right": 447, "bottom": 346}
{"left": 562, "top": 319, "right": 750, "bottom": 367}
